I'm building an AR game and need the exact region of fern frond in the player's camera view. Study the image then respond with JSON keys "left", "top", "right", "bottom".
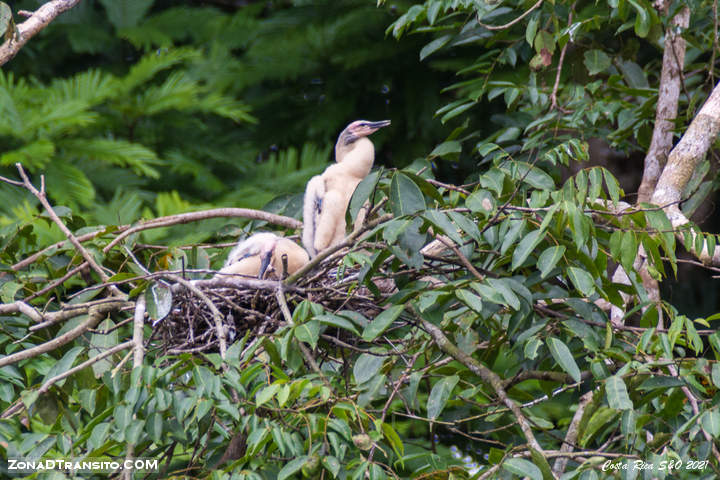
{"left": 48, "top": 69, "right": 119, "bottom": 106}
{"left": 0, "top": 140, "right": 55, "bottom": 169}
{"left": 193, "top": 92, "right": 256, "bottom": 123}
{"left": 0, "top": 72, "right": 27, "bottom": 137}
{"left": 44, "top": 160, "right": 96, "bottom": 208}
{"left": 91, "top": 189, "right": 143, "bottom": 225}
{"left": 61, "top": 138, "right": 163, "bottom": 179}
{"left": 120, "top": 47, "right": 201, "bottom": 93}
{"left": 24, "top": 99, "right": 98, "bottom": 137}
{"left": 132, "top": 71, "right": 197, "bottom": 116}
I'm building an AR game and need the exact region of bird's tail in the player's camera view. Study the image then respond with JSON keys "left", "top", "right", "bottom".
{"left": 303, "top": 175, "right": 325, "bottom": 257}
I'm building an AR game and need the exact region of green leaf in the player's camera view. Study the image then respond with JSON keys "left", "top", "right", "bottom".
{"left": 256, "top": 383, "right": 281, "bottom": 407}
{"left": 426, "top": 375, "right": 458, "bottom": 420}
{"left": 99, "top": 0, "right": 155, "bottom": 29}
{"left": 547, "top": 337, "right": 581, "bottom": 382}
{"left": 456, "top": 289, "right": 483, "bottom": 313}
{"left": 322, "top": 456, "right": 341, "bottom": 478}
{"left": 89, "top": 422, "right": 111, "bottom": 451}
{"left": 466, "top": 189, "right": 496, "bottom": 216}
{"left": 420, "top": 35, "right": 451, "bottom": 61}
{"left": 629, "top": 0, "right": 651, "bottom": 37}
{"left": 525, "top": 13, "right": 539, "bottom": 46}
{"left": 638, "top": 376, "right": 686, "bottom": 391}
{"left": 619, "top": 231, "right": 638, "bottom": 272}
{"left": 278, "top": 456, "right": 309, "bottom": 480}
{"left": 354, "top": 354, "right": 384, "bottom": 385}
{"left": 350, "top": 170, "right": 381, "bottom": 221}
{"left": 316, "top": 314, "right": 359, "bottom": 335}
{"left": 503, "top": 458, "right": 542, "bottom": 480}
{"left": 511, "top": 229, "right": 544, "bottom": 270}
{"left": 381, "top": 422, "right": 404, "bottom": 457}
{"left": 580, "top": 407, "right": 618, "bottom": 447}
{"left": 701, "top": 410, "right": 720, "bottom": 437}
{"left": 422, "top": 210, "right": 463, "bottom": 245}
{"left": 145, "top": 283, "right": 172, "bottom": 323}
{"left": 0, "top": 3, "right": 12, "bottom": 41}
{"left": 294, "top": 320, "right": 320, "bottom": 349}
{"left": 712, "top": 363, "right": 720, "bottom": 389}
{"left": 429, "top": 141, "right": 461, "bottom": 158}
{"left": 42, "top": 346, "right": 84, "bottom": 387}
{"left": 0, "top": 281, "right": 21, "bottom": 303}
{"left": 567, "top": 267, "right": 596, "bottom": 297}
{"left": 362, "top": 305, "right": 404, "bottom": 341}
{"left": 499, "top": 160, "right": 554, "bottom": 190}
{"left": 605, "top": 376, "right": 633, "bottom": 410}
{"left": 390, "top": 172, "right": 426, "bottom": 217}
{"left": 584, "top": 49, "right": 611, "bottom": 75}
{"left": 537, "top": 245, "right": 565, "bottom": 278}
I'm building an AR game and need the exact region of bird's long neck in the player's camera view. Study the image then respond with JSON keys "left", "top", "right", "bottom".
{"left": 335, "top": 137, "right": 374, "bottom": 179}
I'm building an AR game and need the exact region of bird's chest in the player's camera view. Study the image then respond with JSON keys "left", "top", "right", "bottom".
{"left": 323, "top": 166, "right": 362, "bottom": 197}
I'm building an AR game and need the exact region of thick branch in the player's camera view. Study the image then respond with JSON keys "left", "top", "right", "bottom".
{"left": 0, "top": 300, "right": 128, "bottom": 368}
{"left": 638, "top": 7, "right": 689, "bottom": 203}
{"left": 553, "top": 391, "right": 594, "bottom": 475}
{"left": 0, "top": 0, "right": 81, "bottom": 66}
{"left": 652, "top": 81, "right": 720, "bottom": 264}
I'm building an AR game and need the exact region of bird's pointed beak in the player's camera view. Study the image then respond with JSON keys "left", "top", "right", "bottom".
{"left": 258, "top": 250, "right": 273, "bottom": 279}
{"left": 367, "top": 120, "right": 391, "bottom": 130}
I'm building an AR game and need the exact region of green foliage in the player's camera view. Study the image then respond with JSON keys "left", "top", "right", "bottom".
{"left": 2, "top": 0, "right": 720, "bottom": 479}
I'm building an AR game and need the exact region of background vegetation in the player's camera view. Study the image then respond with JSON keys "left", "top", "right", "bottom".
{"left": 1, "top": 0, "right": 720, "bottom": 479}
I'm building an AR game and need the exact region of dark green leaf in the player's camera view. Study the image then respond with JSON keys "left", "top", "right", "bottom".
{"left": 547, "top": 337, "right": 581, "bottom": 382}
{"left": 427, "top": 375, "right": 458, "bottom": 420}
{"left": 605, "top": 376, "right": 633, "bottom": 410}
{"left": 390, "top": 172, "right": 426, "bottom": 217}
{"left": 584, "top": 49, "right": 611, "bottom": 75}
{"left": 503, "top": 458, "right": 542, "bottom": 480}
{"left": 362, "top": 305, "right": 404, "bottom": 341}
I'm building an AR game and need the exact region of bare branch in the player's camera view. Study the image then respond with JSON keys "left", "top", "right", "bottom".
{"left": 0, "top": 300, "right": 128, "bottom": 368}
{"left": 652, "top": 80, "right": 720, "bottom": 264}
{"left": 103, "top": 208, "right": 301, "bottom": 254}
{"left": 0, "top": 0, "right": 82, "bottom": 66}
{"left": 133, "top": 297, "right": 146, "bottom": 367}
{"left": 15, "top": 164, "right": 118, "bottom": 289}
{"left": 638, "top": 6, "right": 690, "bottom": 203}
{"left": 553, "top": 391, "right": 594, "bottom": 475}
{"left": 167, "top": 274, "right": 227, "bottom": 360}
{"left": 477, "top": 0, "right": 543, "bottom": 31}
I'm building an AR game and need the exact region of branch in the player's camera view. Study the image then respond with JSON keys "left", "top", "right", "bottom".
{"left": 477, "top": 0, "right": 543, "bottom": 31}
{"left": 132, "top": 296, "right": 146, "bottom": 367}
{"left": 103, "top": 208, "right": 301, "bottom": 253}
{"left": 0, "top": 300, "right": 128, "bottom": 368}
{"left": 638, "top": 6, "right": 689, "bottom": 203}
{"left": 167, "top": 274, "right": 227, "bottom": 360}
{"left": 0, "top": 0, "right": 81, "bottom": 66}
{"left": 1, "top": 340, "right": 134, "bottom": 419}
{"left": 15, "top": 164, "right": 118, "bottom": 290}
{"left": 651, "top": 80, "right": 720, "bottom": 264}
{"left": 552, "top": 391, "right": 594, "bottom": 475}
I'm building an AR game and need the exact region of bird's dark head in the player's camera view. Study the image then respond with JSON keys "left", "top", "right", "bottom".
{"left": 341, "top": 120, "right": 391, "bottom": 145}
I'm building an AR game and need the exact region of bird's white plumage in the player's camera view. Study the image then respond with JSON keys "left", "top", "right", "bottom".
{"left": 216, "top": 232, "right": 309, "bottom": 280}
{"left": 302, "top": 121, "right": 389, "bottom": 257}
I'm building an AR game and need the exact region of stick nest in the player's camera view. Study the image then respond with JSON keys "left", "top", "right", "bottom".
{"left": 154, "top": 264, "right": 395, "bottom": 355}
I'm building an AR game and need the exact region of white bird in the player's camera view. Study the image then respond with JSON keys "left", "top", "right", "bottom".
{"left": 303, "top": 119, "right": 390, "bottom": 257}
{"left": 215, "top": 232, "right": 309, "bottom": 280}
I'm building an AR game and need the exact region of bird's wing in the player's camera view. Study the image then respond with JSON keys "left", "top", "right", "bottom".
{"left": 303, "top": 175, "right": 325, "bottom": 257}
